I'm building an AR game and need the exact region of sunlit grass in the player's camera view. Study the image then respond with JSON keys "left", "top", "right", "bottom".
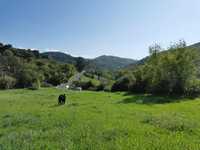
{"left": 0, "top": 88, "right": 200, "bottom": 149}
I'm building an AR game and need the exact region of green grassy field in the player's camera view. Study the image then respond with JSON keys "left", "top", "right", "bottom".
{"left": 0, "top": 88, "right": 200, "bottom": 150}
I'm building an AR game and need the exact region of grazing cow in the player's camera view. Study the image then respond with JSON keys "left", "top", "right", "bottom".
{"left": 58, "top": 94, "right": 66, "bottom": 105}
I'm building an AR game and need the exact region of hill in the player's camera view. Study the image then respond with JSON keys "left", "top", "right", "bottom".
{"left": 92, "top": 55, "right": 137, "bottom": 70}
{"left": 42, "top": 52, "right": 77, "bottom": 64}
{"left": 42, "top": 52, "right": 137, "bottom": 71}
{"left": 189, "top": 42, "right": 200, "bottom": 50}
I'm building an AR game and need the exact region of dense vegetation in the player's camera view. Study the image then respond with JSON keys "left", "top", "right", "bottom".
{"left": 112, "top": 41, "right": 200, "bottom": 97}
{"left": 1, "top": 88, "right": 200, "bottom": 149}
{"left": 0, "top": 43, "right": 76, "bottom": 89}
{"left": 0, "top": 42, "right": 115, "bottom": 91}
{"left": 72, "top": 71, "right": 114, "bottom": 92}
{"left": 1, "top": 40, "right": 200, "bottom": 98}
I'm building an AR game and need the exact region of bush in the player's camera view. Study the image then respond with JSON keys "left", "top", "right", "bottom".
{"left": 41, "top": 82, "right": 53, "bottom": 88}
{"left": 29, "top": 79, "right": 41, "bottom": 90}
{"left": 112, "top": 74, "right": 136, "bottom": 92}
{"left": 96, "top": 81, "right": 113, "bottom": 92}
{"left": 104, "top": 85, "right": 112, "bottom": 92}
{"left": 0, "top": 76, "right": 16, "bottom": 89}
{"left": 81, "top": 81, "right": 96, "bottom": 90}
{"left": 73, "top": 80, "right": 98, "bottom": 91}
{"left": 96, "top": 84, "right": 105, "bottom": 91}
{"left": 184, "top": 79, "right": 200, "bottom": 97}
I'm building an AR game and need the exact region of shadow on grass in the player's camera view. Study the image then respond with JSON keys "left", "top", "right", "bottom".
{"left": 118, "top": 92, "right": 196, "bottom": 105}
{"left": 49, "top": 102, "right": 85, "bottom": 108}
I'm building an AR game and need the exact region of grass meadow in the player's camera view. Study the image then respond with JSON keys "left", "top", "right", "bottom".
{"left": 0, "top": 88, "right": 200, "bottom": 149}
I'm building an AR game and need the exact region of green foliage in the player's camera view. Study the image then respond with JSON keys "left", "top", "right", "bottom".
{"left": 29, "top": 79, "right": 41, "bottom": 90}
{"left": 97, "top": 81, "right": 113, "bottom": 92}
{"left": 61, "top": 64, "right": 76, "bottom": 81}
{"left": 0, "top": 75, "right": 16, "bottom": 89}
{"left": 184, "top": 78, "right": 200, "bottom": 96}
{"left": 80, "top": 81, "right": 96, "bottom": 90}
{"left": 114, "top": 40, "right": 200, "bottom": 97}
{"left": 0, "top": 43, "right": 77, "bottom": 89}
{"left": 145, "top": 44, "right": 200, "bottom": 95}
{"left": 83, "top": 71, "right": 114, "bottom": 91}
{"left": 112, "top": 73, "right": 136, "bottom": 92}
{"left": 73, "top": 76, "right": 100, "bottom": 91}
{"left": 149, "top": 43, "right": 162, "bottom": 55}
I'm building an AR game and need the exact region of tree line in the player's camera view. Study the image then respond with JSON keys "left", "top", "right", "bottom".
{"left": 1, "top": 40, "right": 200, "bottom": 97}
{"left": 112, "top": 40, "right": 200, "bottom": 97}
{"left": 0, "top": 43, "right": 76, "bottom": 89}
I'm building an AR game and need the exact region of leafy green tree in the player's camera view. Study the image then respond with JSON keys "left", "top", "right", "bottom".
{"left": 0, "top": 75, "right": 16, "bottom": 89}
{"left": 61, "top": 64, "right": 76, "bottom": 81}
{"left": 132, "top": 41, "right": 200, "bottom": 96}
{"left": 149, "top": 43, "right": 162, "bottom": 56}
{"left": 112, "top": 73, "right": 136, "bottom": 92}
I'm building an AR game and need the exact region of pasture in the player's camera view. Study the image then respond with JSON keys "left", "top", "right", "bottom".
{"left": 0, "top": 88, "right": 200, "bottom": 150}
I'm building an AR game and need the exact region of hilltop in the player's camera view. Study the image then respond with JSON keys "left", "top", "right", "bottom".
{"left": 42, "top": 52, "right": 137, "bottom": 71}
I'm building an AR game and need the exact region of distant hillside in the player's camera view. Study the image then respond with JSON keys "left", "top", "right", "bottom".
{"left": 92, "top": 55, "right": 137, "bottom": 70}
{"left": 42, "top": 52, "right": 76, "bottom": 64}
{"left": 189, "top": 42, "right": 200, "bottom": 50}
{"left": 42, "top": 52, "right": 137, "bottom": 71}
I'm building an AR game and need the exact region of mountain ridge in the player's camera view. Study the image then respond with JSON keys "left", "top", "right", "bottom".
{"left": 42, "top": 51, "right": 137, "bottom": 71}
{"left": 190, "top": 42, "right": 200, "bottom": 49}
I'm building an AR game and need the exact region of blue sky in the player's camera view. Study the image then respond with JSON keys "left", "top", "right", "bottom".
{"left": 0, "top": 0, "right": 200, "bottom": 59}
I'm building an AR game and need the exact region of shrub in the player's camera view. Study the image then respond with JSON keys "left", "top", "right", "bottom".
{"left": 96, "top": 84, "right": 105, "bottom": 91}
{"left": 0, "top": 76, "right": 16, "bottom": 89}
{"left": 112, "top": 74, "right": 136, "bottom": 92}
{"left": 81, "top": 81, "right": 96, "bottom": 90}
{"left": 29, "top": 79, "right": 41, "bottom": 90}
{"left": 97, "top": 81, "right": 113, "bottom": 92}
{"left": 73, "top": 80, "right": 96, "bottom": 90}
{"left": 184, "top": 79, "right": 200, "bottom": 97}
{"left": 41, "top": 82, "right": 53, "bottom": 88}
{"left": 104, "top": 85, "right": 112, "bottom": 92}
